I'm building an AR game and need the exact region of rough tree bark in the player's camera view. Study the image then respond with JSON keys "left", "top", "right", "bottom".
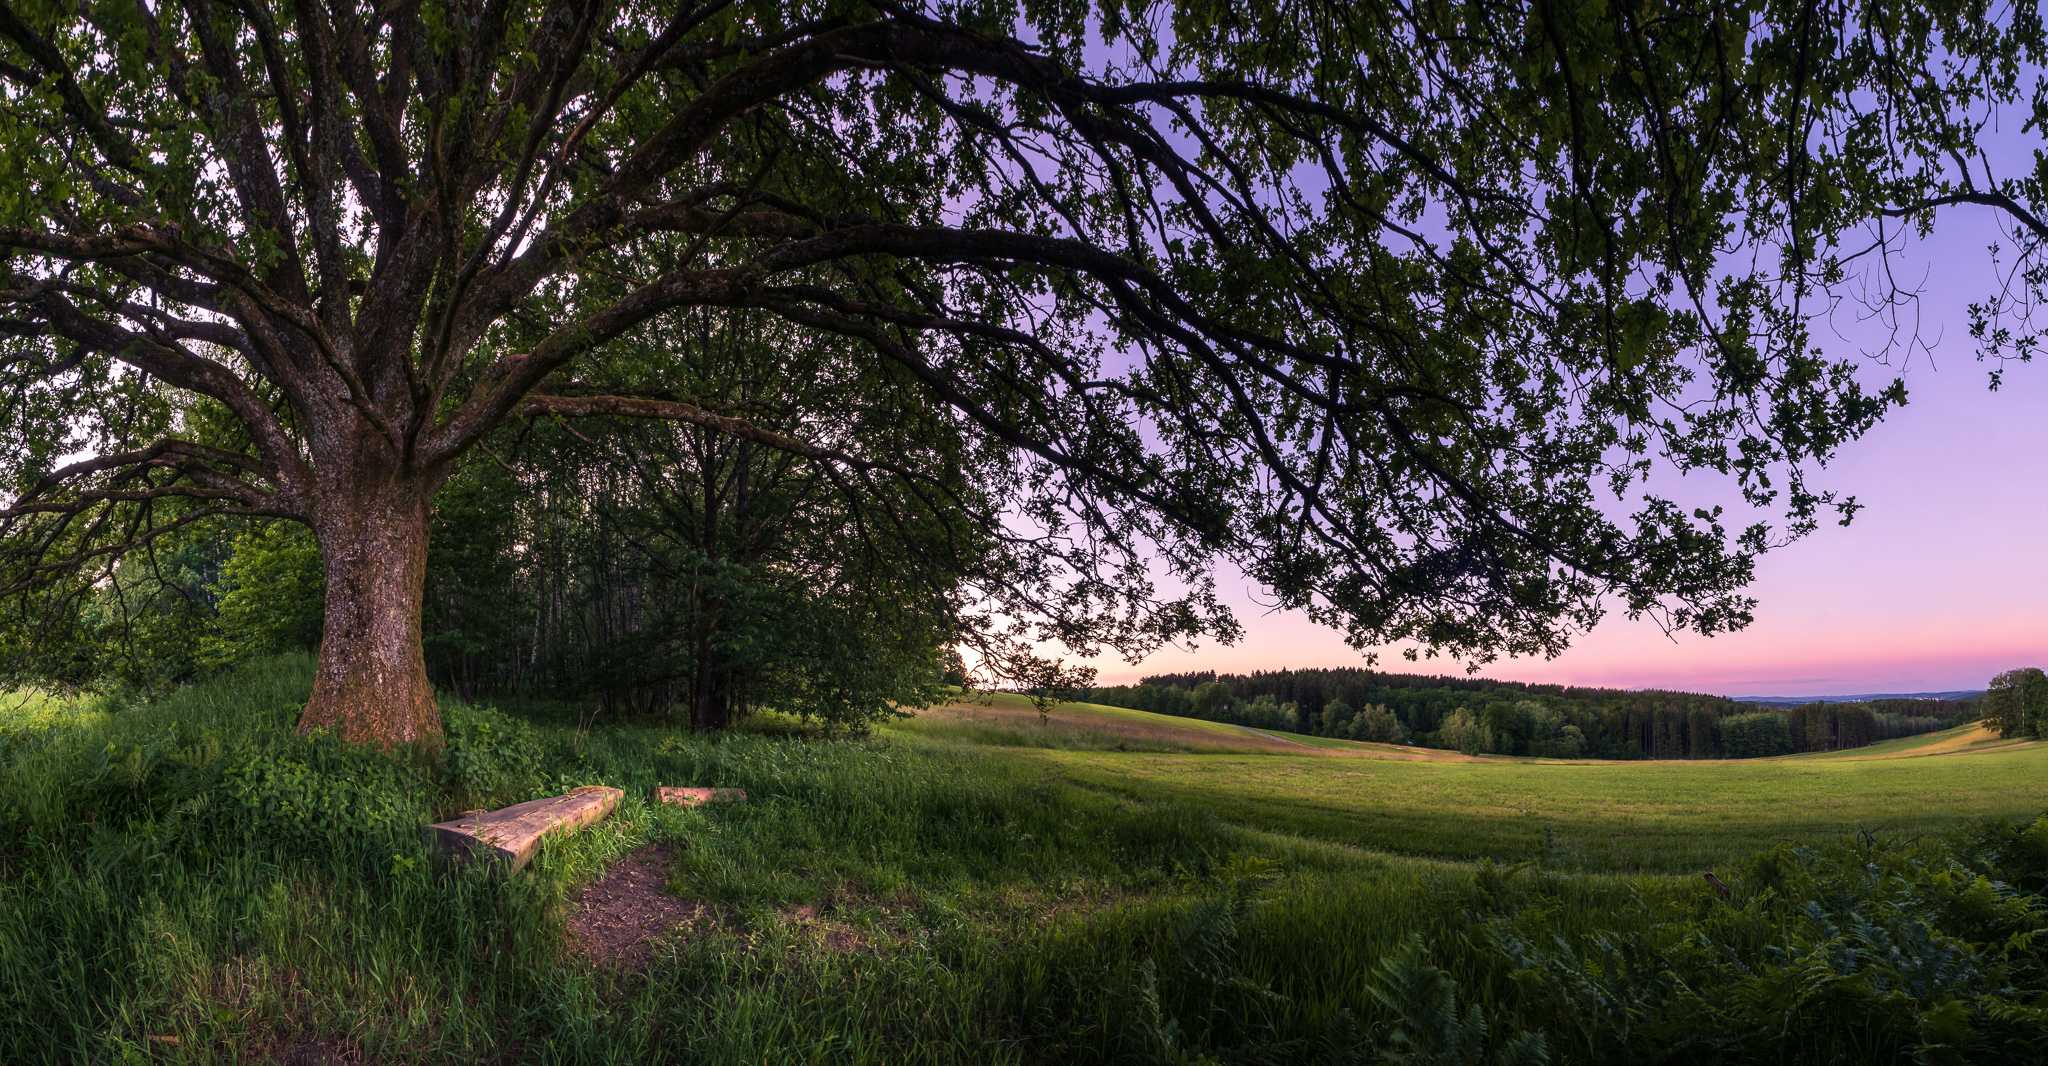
{"left": 299, "top": 467, "right": 445, "bottom": 746}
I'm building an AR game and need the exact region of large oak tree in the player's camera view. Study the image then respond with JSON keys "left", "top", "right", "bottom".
{"left": 0, "top": 0, "right": 2032, "bottom": 746}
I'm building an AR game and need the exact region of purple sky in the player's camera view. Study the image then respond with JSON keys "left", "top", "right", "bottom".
{"left": 1084, "top": 208, "right": 2048, "bottom": 697}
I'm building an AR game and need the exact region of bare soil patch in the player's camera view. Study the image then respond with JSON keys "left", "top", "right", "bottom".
{"left": 777, "top": 902, "right": 872, "bottom": 952}
{"left": 566, "top": 844, "right": 714, "bottom": 968}
{"left": 269, "top": 1037, "right": 360, "bottom": 1065}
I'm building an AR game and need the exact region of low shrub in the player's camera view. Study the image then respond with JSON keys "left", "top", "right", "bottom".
{"left": 439, "top": 702, "right": 547, "bottom": 808}
{"left": 219, "top": 729, "right": 422, "bottom": 855}
{"left": 1093, "top": 816, "right": 2048, "bottom": 1065}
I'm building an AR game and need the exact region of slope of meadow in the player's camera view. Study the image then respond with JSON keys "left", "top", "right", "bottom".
{"left": 890, "top": 697, "right": 2048, "bottom": 872}
{"left": 1780, "top": 720, "right": 2027, "bottom": 759}
{"left": 900, "top": 691, "right": 1473, "bottom": 759}
{"left": 994, "top": 740, "right": 2048, "bottom": 871}
{"left": 3, "top": 663, "right": 2047, "bottom": 1063}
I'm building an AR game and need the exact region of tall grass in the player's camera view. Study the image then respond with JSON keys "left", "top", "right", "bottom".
{"left": 1, "top": 658, "right": 2045, "bottom": 1063}
{"left": 890, "top": 714, "right": 1202, "bottom": 753}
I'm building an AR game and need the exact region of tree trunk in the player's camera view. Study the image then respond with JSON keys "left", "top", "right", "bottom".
{"left": 690, "top": 625, "right": 731, "bottom": 731}
{"left": 296, "top": 481, "right": 442, "bottom": 750}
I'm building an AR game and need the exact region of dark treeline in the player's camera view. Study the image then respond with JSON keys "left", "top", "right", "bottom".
{"left": 4, "top": 312, "right": 972, "bottom": 731}
{"left": 1086, "top": 668, "right": 1977, "bottom": 760}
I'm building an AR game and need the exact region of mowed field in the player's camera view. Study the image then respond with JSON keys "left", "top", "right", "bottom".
{"left": 901, "top": 691, "right": 1482, "bottom": 759}
{"left": 894, "top": 693, "right": 2048, "bottom": 873}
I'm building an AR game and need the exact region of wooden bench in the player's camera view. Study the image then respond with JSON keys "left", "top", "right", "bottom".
{"left": 425, "top": 785, "right": 623, "bottom": 873}
{"left": 656, "top": 786, "right": 747, "bottom": 807}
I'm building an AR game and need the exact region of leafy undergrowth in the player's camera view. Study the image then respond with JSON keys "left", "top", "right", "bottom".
{"left": 2, "top": 657, "right": 2048, "bottom": 1064}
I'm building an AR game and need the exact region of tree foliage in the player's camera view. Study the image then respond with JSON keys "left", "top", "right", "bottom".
{"left": 1090, "top": 668, "right": 1975, "bottom": 758}
{"left": 413, "top": 309, "right": 973, "bottom": 728}
{"left": 0, "top": 0, "right": 2040, "bottom": 740}
{"left": 1984, "top": 667, "right": 2048, "bottom": 739}
{"left": 202, "top": 522, "right": 324, "bottom": 670}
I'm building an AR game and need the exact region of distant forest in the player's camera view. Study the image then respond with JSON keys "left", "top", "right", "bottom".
{"left": 1083, "top": 668, "right": 1979, "bottom": 760}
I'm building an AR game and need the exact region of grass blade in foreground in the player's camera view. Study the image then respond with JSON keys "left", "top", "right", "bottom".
{"left": 2, "top": 659, "right": 2045, "bottom": 1062}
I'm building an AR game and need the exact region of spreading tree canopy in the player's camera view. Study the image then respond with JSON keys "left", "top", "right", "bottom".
{"left": 0, "top": 0, "right": 2038, "bottom": 746}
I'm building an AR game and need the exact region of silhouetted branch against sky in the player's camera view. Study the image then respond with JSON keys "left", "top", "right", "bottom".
{"left": 0, "top": 0, "right": 2041, "bottom": 707}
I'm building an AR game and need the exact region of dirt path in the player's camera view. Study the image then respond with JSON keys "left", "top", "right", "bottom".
{"left": 567, "top": 844, "right": 711, "bottom": 968}
{"left": 1229, "top": 724, "right": 1309, "bottom": 746}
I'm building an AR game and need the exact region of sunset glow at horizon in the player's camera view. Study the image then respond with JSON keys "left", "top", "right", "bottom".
{"left": 1075, "top": 212, "right": 2048, "bottom": 699}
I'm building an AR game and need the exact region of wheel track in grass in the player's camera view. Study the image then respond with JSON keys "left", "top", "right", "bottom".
{"left": 1227, "top": 724, "right": 1307, "bottom": 746}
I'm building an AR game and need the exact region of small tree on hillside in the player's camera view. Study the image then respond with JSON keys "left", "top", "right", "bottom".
{"left": 1438, "top": 708, "right": 1492, "bottom": 756}
{"left": 1984, "top": 668, "right": 2048, "bottom": 739}
{"left": 1351, "top": 704, "right": 1407, "bottom": 745}
{"left": 1320, "top": 699, "right": 1355, "bottom": 737}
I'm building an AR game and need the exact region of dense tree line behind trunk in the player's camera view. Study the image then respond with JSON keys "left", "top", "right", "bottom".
{"left": 11, "top": 315, "right": 972, "bottom": 731}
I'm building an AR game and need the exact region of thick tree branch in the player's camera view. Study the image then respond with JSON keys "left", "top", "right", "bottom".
{"left": 517, "top": 394, "right": 846, "bottom": 464}
{"left": 1878, "top": 189, "right": 2048, "bottom": 242}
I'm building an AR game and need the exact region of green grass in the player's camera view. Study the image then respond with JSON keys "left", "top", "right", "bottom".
{"left": 0, "top": 659, "right": 1268, "bottom": 1063}
{"left": 892, "top": 695, "right": 2048, "bottom": 873}
{"left": 886, "top": 714, "right": 1205, "bottom": 753}
{"left": 912, "top": 690, "right": 1279, "bottom": 739}
{"left": 995, "top": 742, "right": 2048, "bottom": 873}
{"left": 1232, "top": 727, "right": 1407, "bottom": 751}
{"left": 1779, "top": 721, "right": 2020, "bottom": 759}
{"left": 896, "top": 690, "right": 1414, "bottom": 755}
{"left": 3, "top": 658, "right": 2047, "bottom": 1064}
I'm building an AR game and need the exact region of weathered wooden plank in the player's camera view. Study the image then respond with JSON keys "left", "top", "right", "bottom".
{"left": 656, "top": 786, "right": 747, "bottom": 807}
{"left": 425, "top": 785, "right": 623, "bottom": 873}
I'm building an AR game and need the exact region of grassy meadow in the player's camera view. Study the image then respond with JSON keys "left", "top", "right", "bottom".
{"left": 4, "top": 662, "right": 2048, "bottom": 1064}
{"left": 902, "top": 692, "right": 2048, "bottom": 871}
